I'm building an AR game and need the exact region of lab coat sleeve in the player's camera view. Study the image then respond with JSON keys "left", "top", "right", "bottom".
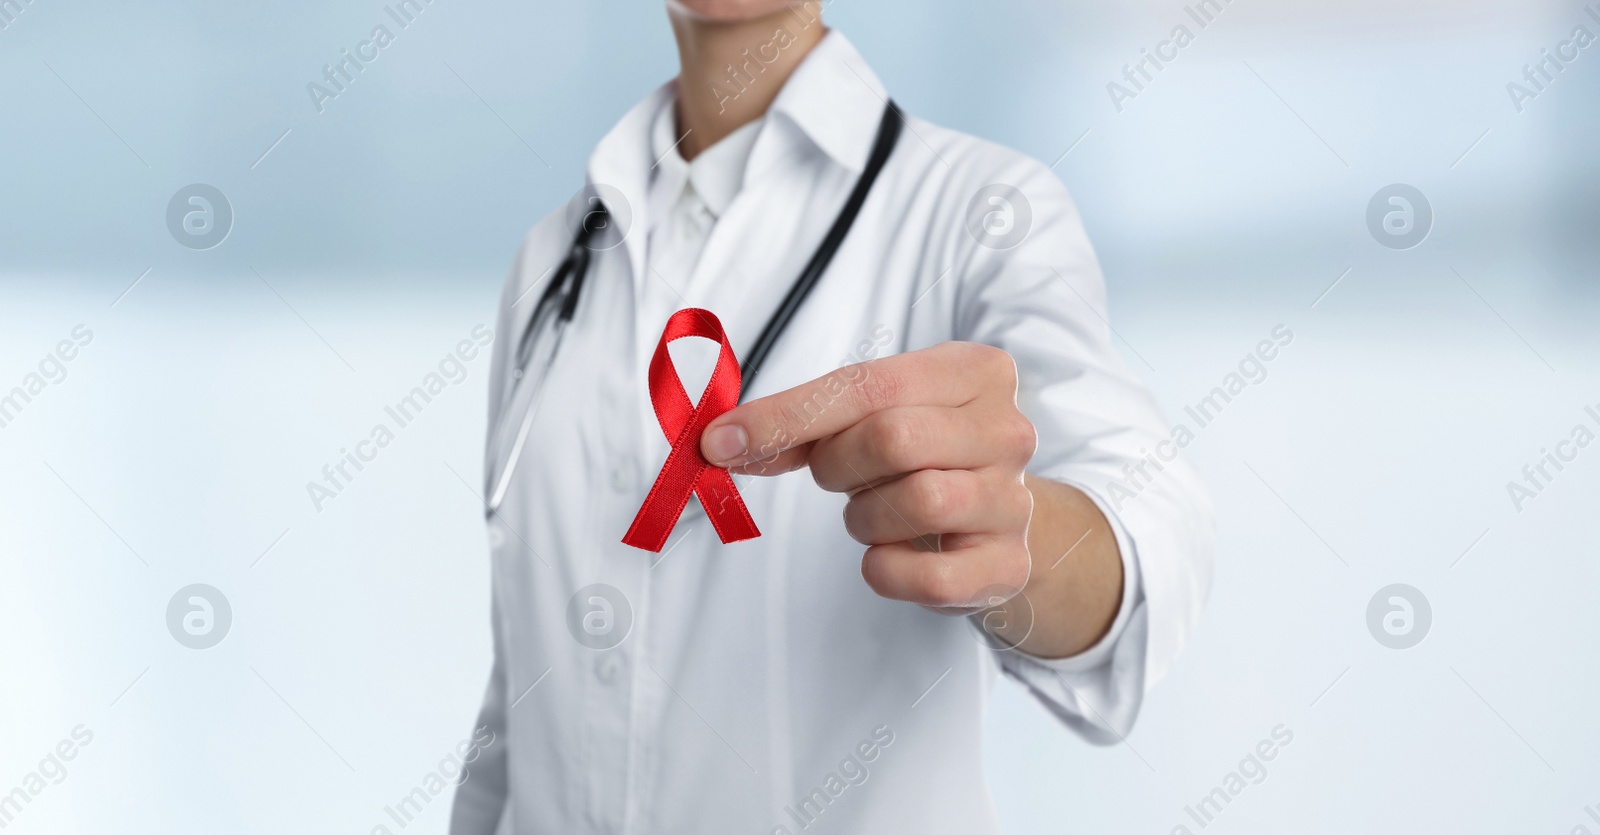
{"left": 448, "top": 589, "right": 510, "bottom": 834}
{"left": 449, "top": 233, "right": 538, "bottom": 834}
{"left": 946, "top": 152, "right": 1215, "bottom": 742}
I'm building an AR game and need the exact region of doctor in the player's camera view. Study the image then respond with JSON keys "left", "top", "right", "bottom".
{"left": 451, "top": 1, "right": 1213, "bottom": 833}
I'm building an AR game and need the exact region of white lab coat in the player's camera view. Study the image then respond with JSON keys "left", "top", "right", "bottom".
{"left": 451, "top": 30, "right": 1212, "bottom": 835}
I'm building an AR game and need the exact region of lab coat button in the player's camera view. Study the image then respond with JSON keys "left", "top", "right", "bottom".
{"left": 596, "top": 653, "right": 625, "bottom": 685}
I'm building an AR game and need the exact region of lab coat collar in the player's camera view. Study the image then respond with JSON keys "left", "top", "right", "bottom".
{"left": 585, "top": 82, "right": 674, "bottom": 295}
{"left": 762, "top": 29, "right": 890, "bottom": 175}
{"left": 583, "top": 29, "right": 891, "bottom": 292}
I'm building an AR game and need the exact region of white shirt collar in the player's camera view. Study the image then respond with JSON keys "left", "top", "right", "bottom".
{"left": 649, "top": 104, "right": 765, "bottom": 220}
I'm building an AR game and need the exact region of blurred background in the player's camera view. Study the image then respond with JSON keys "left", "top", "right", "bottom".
{"left": 2, "top": 0, "right": 1597, "bottom": 831}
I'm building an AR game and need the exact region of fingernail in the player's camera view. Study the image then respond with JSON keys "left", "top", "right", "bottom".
{"left": 703, "top": 424, "right": 749, "bottom": 466}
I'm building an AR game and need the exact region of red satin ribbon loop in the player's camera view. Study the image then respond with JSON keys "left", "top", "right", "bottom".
{"left": 622, "top": 308, "right": 761, "bottom": 552}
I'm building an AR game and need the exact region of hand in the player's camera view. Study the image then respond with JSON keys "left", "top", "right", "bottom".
{"left": 700, "top": 342, "right": 1038, "bottom": 613}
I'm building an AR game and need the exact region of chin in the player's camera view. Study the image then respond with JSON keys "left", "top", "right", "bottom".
{"left": 667, "top": 0, "right": 809, "bottom": 23}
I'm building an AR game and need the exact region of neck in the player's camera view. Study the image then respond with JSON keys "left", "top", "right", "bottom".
{"left": 668, "top": 5, "right": 828, "bottom": 160}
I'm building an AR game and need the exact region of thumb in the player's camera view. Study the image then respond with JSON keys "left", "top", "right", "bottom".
{"left": 701, "top": 407, "right": 812, "bottom": 475}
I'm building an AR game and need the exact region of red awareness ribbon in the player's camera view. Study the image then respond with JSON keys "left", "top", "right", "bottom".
{"left": 622, "top": 308, "right": 761, "bottom": 553}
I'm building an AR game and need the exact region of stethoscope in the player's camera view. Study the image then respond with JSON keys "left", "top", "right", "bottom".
{"left": 485, "top": 100, "right": 903, "bottom": 515}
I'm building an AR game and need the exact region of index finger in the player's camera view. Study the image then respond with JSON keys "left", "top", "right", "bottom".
{"left": 700, "top": 342, "right": 1008, "bottom": 471}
